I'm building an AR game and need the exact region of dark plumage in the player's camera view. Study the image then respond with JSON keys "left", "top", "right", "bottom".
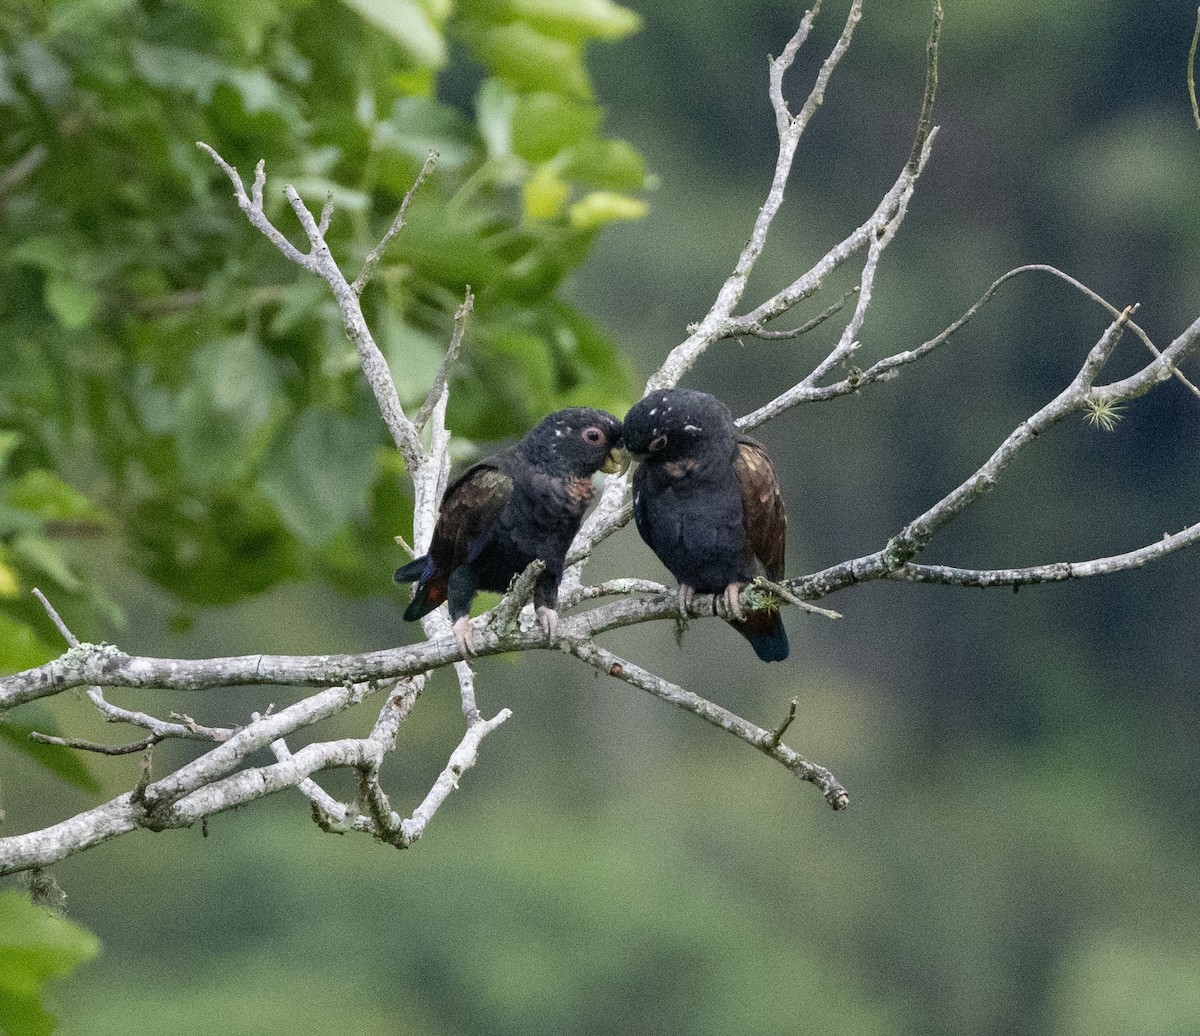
{"left": 623, "top": 388, "right": 789, "bottom": 662}
{"left": 396, "top": 407, "right": 626, "bottom": 655}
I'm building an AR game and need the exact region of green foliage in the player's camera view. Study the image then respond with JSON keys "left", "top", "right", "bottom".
{"left": 0, "top": 891, "right": 100, "bottom": 1036}
{"left": 0, "top": 705, "right": 101, "bottom": 793}
{"left": 0, "top": 0, "right": 645, "bottom": 652}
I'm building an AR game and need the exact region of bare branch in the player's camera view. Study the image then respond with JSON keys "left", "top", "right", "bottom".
{"left": 739, "top": 263, "right": 1200, "bottom": 430}
{"left": 568, "top": 640, "right": 849, "bottom": 810}
{"left": 352, "top": 150, "right": 438, "bottom": 295}
{"left": 28, "top": 732, "right": 157, "bottom": 756}
{"left": 886, "top": 519, "right": 1200, "bottom": 588}
{"left": 769, "top": 698, "right": 798, "bottom": 748}
{"left": 196, "top": 145, "right": 315, "bottom": 271}
{"left": 396, "top": 708, "right": 513, "bottom": 847}
{"left": 198, "top": 142, "right": 426, "bottom": 469}
{"left": 786, "top": 314, "right": 1200, "bottom": 603}
{"left": 86, "top": 689, "right": 232, "bottom": 743}
{"left": 907, "top": 0, "right": 943, "bottom": 174}
{"left": 7, "top": 9, "right": 1199, "bottom": 882}
{"left": 560, "top": 577, "right": 673, "bottom": 608}
{"left": 646, "top": 0, "right": 864, "bottom": 392}
{"left": 768, "top": 1, "right": 823, "bottom": 136}
{"left": 413, "top": 288, "right": 473, "bottom": 434}
{"left": 32, "top": 588, "right": 79, "bottom": 647}
{"left": 733, "top": 287, "right": 859, "bottom": 341}
{"left": 1190, "top": 6, "right": 1200, "bottom": 130}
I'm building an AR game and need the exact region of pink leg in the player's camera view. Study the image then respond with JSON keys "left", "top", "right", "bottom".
{"left": 452, "top": 615, "right": 477, "bottom": 656}
{"left": 536, "top": 606, "right": 559, "bottom": 643}
{"left": 721, "top": 582, "right": 746, "bottom": 621}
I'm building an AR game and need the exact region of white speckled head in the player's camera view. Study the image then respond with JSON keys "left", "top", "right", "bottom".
{"left": 622, "top": 389, "right": 736, "bottom": 460}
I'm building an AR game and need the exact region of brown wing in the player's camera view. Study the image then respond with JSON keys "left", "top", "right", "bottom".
{"left": 430, "top": 463, "right": 514, "bottom": 569}
{"left": 732, "top": 436, "right": 786, "bottom": 579}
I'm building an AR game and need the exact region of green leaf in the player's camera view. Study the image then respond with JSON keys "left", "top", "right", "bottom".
{"left": 0, "top": 52, "right": 19, "bottom": 106}
{"left": 524, "top": 163, "right": 570, "bottom": 221}
{"left": 170, "top": 0, "right": 289, "bottom": 55}
{"left": 0, "top": 554, "right": 18, "bottom": 598}
{"left": 47, "top": 0, "right": 140, "bottom": 39}
{"left": 568, "top": 190, "right": 647, "bottom": 230}
{"left": 7, "top": 236, "right": 71, "bottom": 274}
{"left": 0, "top": 503, "right": 41, "bottom": 540}
{"left": 173, "top": 336, "right": 285, "bottom": 488}
{"left": 340, "top": 0, "right": 447, "bottom": 67}
{"left": 222, "top": 68, "right": 301, "bottom": 120}
{"left": 43, "top": 277, "right": 98, "bottom": 330}
{"left": 9, "top": 536, "right": 81, "bottom": 592}
{"left": 16, "top": 40, "right": 72, "bottom": 107}
{"left": 0, "top": 430, "right": 21, "bottom": 473}
{"left": 6, "top": 470, "right": 102, "bottom": 524}
{"left": 129, "top": 490, "right": 302, "bottom": 606}
{"left": 0, "top": 892, "right": 101, "bottom": 1036}
{"left": 0, "top": 611, "right": 59, "bottom": 675}
{"left": 464, "top": 21, "right": 593, "bottom": 100}
{"left": 507, "top": 0, "right": 642, "bottom": 43}
{"left": 0, "top": 709, "right": 102, "bottom": 794}
{"left": 512, "top": 92, "right": 602, "bottom": 162}
{"left": 130, "top": 42, "right": 227, "bottom": 103}
{"left": 376, "top": 96, "right": 475, "bottom": 170}
{"left": 376, "top": 311, "right": 446, "bottom": 405}
{"left": 564, "top": 137, "right": 646, "bottom": 191}
{"left": 258, "top": 407, "right": 379, "bottom": 548}
{"left": 476, "top": 78, "right": 519, "bottom": 159}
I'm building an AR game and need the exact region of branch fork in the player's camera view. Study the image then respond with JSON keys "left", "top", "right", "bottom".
{"left": 5, "top": 2, "right": 1200, "bottom": 877}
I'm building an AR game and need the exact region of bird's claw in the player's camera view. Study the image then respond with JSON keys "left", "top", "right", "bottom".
{"left": 720, "top": 583, "right": 746, "bottom": 621}
{"left": 678, "top": 584, "right": 695, "bottom": 620}
{"left": 536, "top": 606, "right": 559, "bottom": 643}
{"left": 452, "top": 615, "right": 478, "bottom": 657}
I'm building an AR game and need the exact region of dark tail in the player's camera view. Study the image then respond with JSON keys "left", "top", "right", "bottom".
{"left": 730, "top": 610, "right": 789, "bottom": 662}
{"left": 395, "top": 556, "right": 446, "bottom": 622}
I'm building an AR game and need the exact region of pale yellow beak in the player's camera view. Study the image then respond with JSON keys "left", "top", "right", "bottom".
{"left": 601, "top": 446, "right": 632, "bottom": 475}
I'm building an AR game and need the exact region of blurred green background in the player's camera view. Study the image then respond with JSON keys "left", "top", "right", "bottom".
{"left": 4, "top": 0, "right": 1200, "bottom": 1033}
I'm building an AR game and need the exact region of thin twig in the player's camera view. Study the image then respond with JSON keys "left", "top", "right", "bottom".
{"left": 29, "top": 732, "right": 157, "bottom": 756}
{"left": 397, "top": 709, "right": 513, "bottom": 846}
{"left": 645, "top": 0, "right": 863, "bottom": 392}
{"left": 907, "top": 0, "right": 943, "bottom": 174}
{"left": 769, "top": 698, "right": 798, "bottom": 748}
{"left": 351, "top": 151, "right": 438, "bottom": 296}
{"left": 569, "top": 640, "right": 849, "bottom": 810}
{"left": 196, "top": 144, "right": 314, "bottom": 270}
{"left": 89, "top": 689, "right": 232, "bottom": 743}
{"left": 884, "top": 519, "right": 1200, "bottom": 587}
{"left": 1189, "top": 6, "right": 1200, "bottom": 130}
{"left": 198, "top": 142, "right": 427, "bottom": 467}
{"left": 738, "top": 263, "right": 1200, "bottom": 431}
{"left": 413, "top": 288, "right": 473, "bottom": 433}
{"left": 32, "top": 588, "right": 79, "bottom": 647}
{"left": 734, "top": 288, "right": 859, "bottom": 341}
{"left": 768, "top": 0, "right": 823, "bottom": 137}
{"left": 750, "top": 577, "right": 841, "bottom": 619}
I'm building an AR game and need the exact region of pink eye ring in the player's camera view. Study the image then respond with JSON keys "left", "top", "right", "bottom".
{"left": 648, "top": 434, "right": 668, "bottom": 452}
{"left": 582, "top": 426, "right": 605, "bottom": 445}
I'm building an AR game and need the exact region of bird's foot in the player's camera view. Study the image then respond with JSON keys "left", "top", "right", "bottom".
{"left": 678, "top": 584, "right": 696, "bottom": 620}
{"left": 719, "top": 582, "right": 746, "bottom": 621}
{"left": 452, "top": 615, "right": 478, "bottom": 657}
{"left": 536, "top": 606, "right": 559, "bottom": 643}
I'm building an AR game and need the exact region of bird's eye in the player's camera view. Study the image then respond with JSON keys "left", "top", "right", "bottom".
{"left": 581, "top": 426, "right": 605, "bottom": 445}
{"left": 648, "top": 434, "right": 669, "bottom": 452}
